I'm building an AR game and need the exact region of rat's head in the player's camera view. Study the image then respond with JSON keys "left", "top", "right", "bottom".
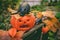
{"left": 17, "top": 2, "right": 30, "bottom": 16}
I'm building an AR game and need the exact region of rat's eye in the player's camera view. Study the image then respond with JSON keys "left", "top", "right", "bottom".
{"left": 24, "top": 8, "right": 26, "bottom": 11}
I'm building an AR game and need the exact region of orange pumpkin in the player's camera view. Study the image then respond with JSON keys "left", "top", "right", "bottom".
{"left": 8, "top": 15, "right": 35, "bottom": 37}
{"left": 42, "top": 20, "right": 53, "bottom": 34}
{"left": 10, "top": 15, "right": 35, "bottom": 31}
{"left": 42, "top": 26, "right": 49, "bottom": 34}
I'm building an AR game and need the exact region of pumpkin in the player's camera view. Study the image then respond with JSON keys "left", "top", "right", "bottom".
{"left": 42, "top": 15, "right": 60, "bottom": 33}
{"left": 10, "top": 15, "right": 35, "bottom": 31}
{"left": 42, "top": 26, "right": 49, "bottom": 34}
{"left": 8, "top": 14, "right": 35, "bottom": 37}
{"left": 42, "top": 20, "right": 53, "bottom": 34}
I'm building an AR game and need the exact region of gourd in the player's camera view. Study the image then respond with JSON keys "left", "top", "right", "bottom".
{"left": 8, "top": 15, "right": 35, "bottom": 37}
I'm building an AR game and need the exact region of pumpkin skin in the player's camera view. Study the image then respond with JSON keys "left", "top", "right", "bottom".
{"left": 10, "top": 15, "right": 35, "bottom": 31}
{"left": 42, "top": 26, "right": 49, "bottom": 34}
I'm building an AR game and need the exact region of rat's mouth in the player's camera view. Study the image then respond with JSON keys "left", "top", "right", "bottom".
{"left": 20, "top": 24, "right": 28, "bottom": 28}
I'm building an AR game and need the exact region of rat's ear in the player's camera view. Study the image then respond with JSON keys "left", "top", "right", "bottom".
{"left": 8, "top": 8, "right": 17, "bottom": 14}
{"left": 8, "top": 28, "right": 17, "bottom": 37}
